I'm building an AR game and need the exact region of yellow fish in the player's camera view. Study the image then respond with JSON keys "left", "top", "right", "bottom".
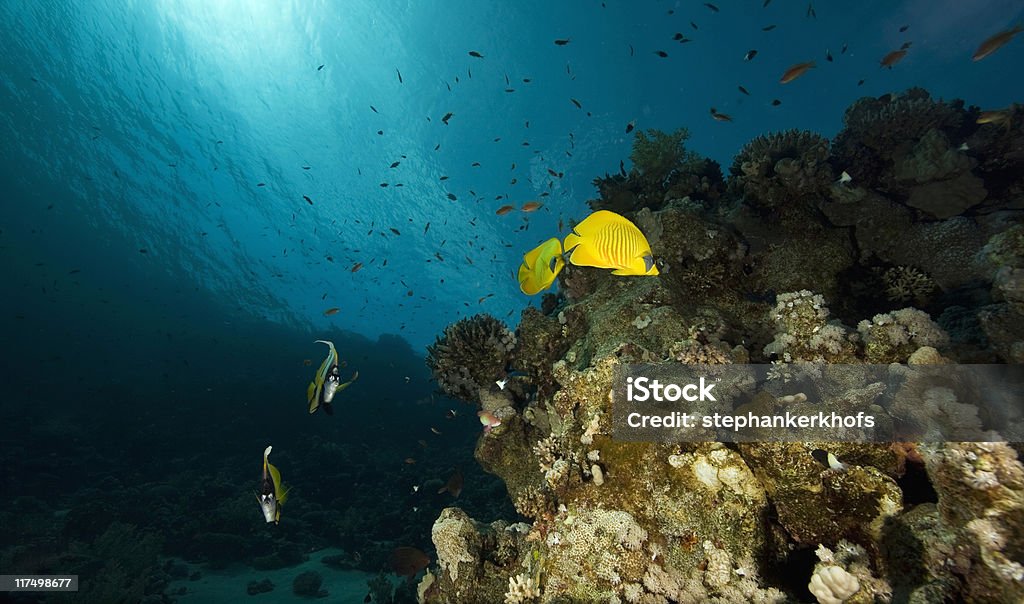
{"left": 307, "top": 340, "right": 359, "bottom": 415}
{"left": 257, "top": 445, "right": 289, "bottom": 524}
{"left": 517, "top": 237, "right": 565, "bottom": 295}
{"left": 563, "top": 210, "right": 659, "bottom": 276}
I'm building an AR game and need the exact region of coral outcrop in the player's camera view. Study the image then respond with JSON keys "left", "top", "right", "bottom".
{"left": 423, "top": 87, "right": 1024, "bottom": 604}
{"left": 426, "top": 314, "right": 517, "bottom": 404}
{"left": 729, "top": 129, "right": 833, "bottom": 211}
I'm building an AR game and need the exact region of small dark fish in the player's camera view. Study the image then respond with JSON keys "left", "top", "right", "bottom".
{"left": 806, "top": 2, "right": 816, "bottom": 18}
{"left": 396, "top": 68, "right": 403, "bottom": 83}
{"left": 370, "top": 105, "right": 378, "bottom": 113}
{"left": 390, "top": 228, "right": 401, "bottom": 236}
{"left": 468, "top": 50, "right": 483, "bottom": 58}
{"left": 857, "top": 78, "right": 865, "bottom": 86}
{"left": 504, "top": 88, "right": 515, "bottom": 93}
{"left": 704, "top": 2, "right": 719, "bottom": 12}
{"left": 900, "top": 41, "right": 912, "bottom": 50}
{"left": 762, "top": 24, "right": 776, "bottom": 31}
{"left": 744, "top": 49, "right": 758, "bottom": 61}
{"left": 826, "top": 48, "right": 833, "bottom": 62}
{"left": 691, "top": 21, "right": 698, "bottom": 30}
{"left": 317, "top": 64, "right": 324, "bottom": 71}
{"left": 424, "top": 222, "right": 430, "bottom": 234}
{"left": 434, "top": 143, "right": 441, "bottom": 151}
{"left": 899, "top": 24, "right": 909, "bottom": 33}
{"left": 763, "top": 0, "right": 771, "bottom": 6}
{"left": 303, "top": 195, "right": 313, "bottom": 205}
{"left": 380, "top": 183, "right": 389, "bottom": 187}
{"left": 673, "top": 32, "right": 684, "bottom": 40}
{"left": 257, "top": 182, "right": 266, "bottom": 187}
{"left": 654, "top": 50, "right": 668, "bottom": 58}
{"left": 390, "top": 161, "right": 400, "bottom": 168}
{"left": 570, "top": 98, "right": 582, "bottom": 109}
{"left": 626, "top": 120, "right": 635, "bottom": 133}
{"left": 377, "top": 130, "right": 383, "bottom": 135}
{"left": 554, "top": 38, "right": 570, "bottom": 45}
{"left": 738, "top": 85, "right": 750, "bottom": 95}
{"left": 446, "top": 193, "right": 457, "bottom": 201}
{"left": 439, "top": 175, "right": 449, "bottom": 181}
{"left": 841, "top": 42, "right": 848, "bottom": 54}
{"left": 771, "top": 98, "right": 781, "bottom": 106}
{"left": 471, "top": 162, "right": 480, "bottom": 167}
{"left": 441, "top": 112, "right": 453, "bottom": 124}
{"left": 629, "top": 44, "right": 634, "bottom": 56}
{"left": 139, "top": 248, "right": 148, "bottom": 254}
{"left": 302, "top": 165, "right": 311, "bottom": 170}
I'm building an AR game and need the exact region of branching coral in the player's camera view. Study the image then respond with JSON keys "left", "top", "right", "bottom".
{"left": 426, "top": 314, "right": 516, "bottom": 403}
{"left": 881, "top": 266, "right": 936, "bottom": 305}
{"left": 729, "top": 129, "right": 832, "bottom": 210}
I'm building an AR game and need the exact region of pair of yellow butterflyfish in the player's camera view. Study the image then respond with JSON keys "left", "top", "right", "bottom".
{"left": 517, "top": 210, "right": 659, "bottom": 295}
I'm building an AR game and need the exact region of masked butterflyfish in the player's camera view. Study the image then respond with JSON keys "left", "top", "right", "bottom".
{"left": 307, "top": 340, "right": 359, "bottom": 415}
{"left": 257, "top": 445, "right": 289, "bottom": 524}
{"left": 563, "top": 210, "right": 659, "bottom": 276}
{"left": 517, "top": 237, "right": 565, "bottom": 295}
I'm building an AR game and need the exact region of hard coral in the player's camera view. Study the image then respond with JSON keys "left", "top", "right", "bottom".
{"left": 729, "top": 129, "right": 832, "bottom": 210}
{"left": 630, "top": 128, "right": 703, "bottom": 187}
{"left": 831, "top": 88, "right": 964, "bottom": 190}
{"left": 426, "top": 314, "right": 516, "bottom": 404}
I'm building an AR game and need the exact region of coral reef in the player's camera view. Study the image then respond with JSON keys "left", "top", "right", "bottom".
{"left": 729, "top": 129, "right": 833, "bottom": 210}
{"left": 422, "top": 87, "right": 1023, "bottom": 604}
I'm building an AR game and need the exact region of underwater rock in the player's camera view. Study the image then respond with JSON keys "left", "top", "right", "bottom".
{"left": 426, "top": 508, "right": 527, "bottom": 603}
{"left": 739, "top": 443, "right": 903, "bottom": 546}
{"left": 729, "top": 129, "right": 833, "bottom": 210}
{"left": 426, "top": 314, "right": 517, "bottom": 404}
{"left": 246, "top": 578, "right": 274, "bottom": 595}
{"left": 922, "top": 442, "right": 1024, "bottom": 603}
{"left": 905, "top": 173, "right": 988, "bottom": 219}
{"left": 877, "top": 217, "right": 991, "bottom": 292}
{"left": 291, "top": 570, "right": 325, "bottom": 598}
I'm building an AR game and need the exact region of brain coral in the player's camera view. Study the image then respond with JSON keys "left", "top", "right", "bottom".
{"left": 729, "top": 129, "right": 832, "bottom": 210}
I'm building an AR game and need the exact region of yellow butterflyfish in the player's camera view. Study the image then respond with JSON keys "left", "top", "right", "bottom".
{"left": 518, "top": 237, "right": 565, "bottom": 295}
{"left": 563, "top": 210, "right": 659, "bottom": 276}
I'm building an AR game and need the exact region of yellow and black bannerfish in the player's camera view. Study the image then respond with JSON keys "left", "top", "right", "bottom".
{"left": 307, "top": 340, "right": 358, "bottom": 415}
{"left": 518, "top": 237, "right": 565, "bottom": 295}
{"left": 563, "top": 210, "right": 659, "bottom": 276}
{"left": 257, "top": 445, "right": 289, "bottom": 524}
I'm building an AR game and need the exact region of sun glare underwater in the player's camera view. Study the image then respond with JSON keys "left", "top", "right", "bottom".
{"left": 2, "top": 0, "right": 1024, "bottom": 602}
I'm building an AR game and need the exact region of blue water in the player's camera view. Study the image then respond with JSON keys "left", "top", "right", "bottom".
{"left": 1, "top": 0, "right": 1023, "bottom": 601}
